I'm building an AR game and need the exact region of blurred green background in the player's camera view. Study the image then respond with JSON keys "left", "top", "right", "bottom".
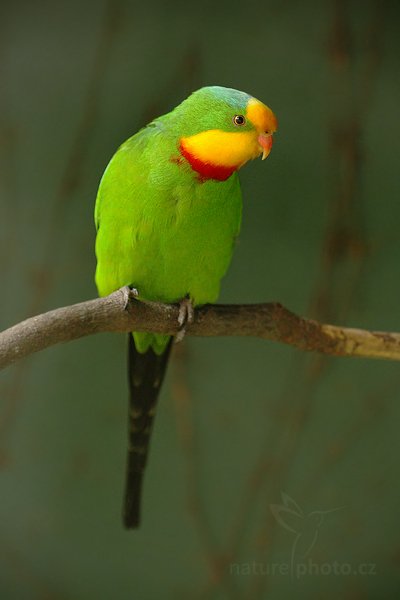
{"left": 1, "top": 0, "right": 400, "bottom": 598}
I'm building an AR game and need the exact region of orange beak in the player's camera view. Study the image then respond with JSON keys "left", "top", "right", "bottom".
{"left": 245, "top": 98, "right": 277, "bottom": 161}
{"left": 258, "top": 133, "right": 274, "bottom": 160}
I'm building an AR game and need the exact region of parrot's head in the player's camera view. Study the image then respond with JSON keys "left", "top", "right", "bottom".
{"left": 172, "top": 86, "right": 277, "bottom": 181}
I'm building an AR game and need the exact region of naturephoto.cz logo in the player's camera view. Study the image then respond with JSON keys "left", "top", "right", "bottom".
{"left": 229, "top": 559, "right": 377, "bottom": 579}
{"left": 229, "top": 492, "right": 377, "bottom": 579}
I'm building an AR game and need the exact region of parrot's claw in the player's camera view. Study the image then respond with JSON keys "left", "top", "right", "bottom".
{"left": 175, "top": 297, "right": 194, "bottom": 343}
{"left": 122, "top": 286, "right": 139, "bottom": 310}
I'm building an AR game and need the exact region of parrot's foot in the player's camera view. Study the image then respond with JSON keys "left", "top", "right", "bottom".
{"left": 175, "top": 297, "right": 194, "bottom": 343}
{"left": 122, "top": 286, "right": 139, "bottom": 310}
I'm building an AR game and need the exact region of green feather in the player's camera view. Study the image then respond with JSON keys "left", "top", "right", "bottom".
{"left": 95, "top": 87, "right": 244, "bottom": 353}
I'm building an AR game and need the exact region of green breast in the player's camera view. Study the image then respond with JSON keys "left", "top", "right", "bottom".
{"left": 95, "top": 127, "right": 243, "bottom": 307}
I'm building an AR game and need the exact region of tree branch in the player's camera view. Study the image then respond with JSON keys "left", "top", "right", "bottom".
{"left": 1, "top": 287, "right": 400, "bottom": 371}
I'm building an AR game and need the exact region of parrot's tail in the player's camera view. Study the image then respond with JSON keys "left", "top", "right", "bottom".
{"left": 124, "top": 335, "right": 173, "bottom": 528}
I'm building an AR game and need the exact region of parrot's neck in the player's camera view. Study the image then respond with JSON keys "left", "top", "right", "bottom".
{"left": 179, "top": 141, "right": 237, "bottom": 182}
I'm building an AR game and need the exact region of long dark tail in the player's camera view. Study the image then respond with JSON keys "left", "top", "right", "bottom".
{"left": 124, "top": 335, "right": 172, "bottom": 528}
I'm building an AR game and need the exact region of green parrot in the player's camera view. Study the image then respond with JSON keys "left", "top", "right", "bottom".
{"left": 94, "top": 86, "right": 277, "bottom": 528}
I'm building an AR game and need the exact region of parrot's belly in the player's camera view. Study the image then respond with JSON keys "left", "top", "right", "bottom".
{"left": 137, "top": 226, "right": 230, "bottom": 305}
{"left": 95, "top": 178, "right": 241, "bottom": 307}
{"left": 131, "top": 197, "right": 238, "bottom": 304}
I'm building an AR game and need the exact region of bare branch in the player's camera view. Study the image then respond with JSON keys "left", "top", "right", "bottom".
{"left": 1, "top": 287, "right": 400, "bottom": 371}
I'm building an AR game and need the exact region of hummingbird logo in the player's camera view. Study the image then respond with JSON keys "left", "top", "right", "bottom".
{"left": 270, "top": 492, "right": 343, "bottom": 576}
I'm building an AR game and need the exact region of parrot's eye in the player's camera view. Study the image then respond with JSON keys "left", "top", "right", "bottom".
{"left": 233, "top": 115, "right": 246, "bottom": 126}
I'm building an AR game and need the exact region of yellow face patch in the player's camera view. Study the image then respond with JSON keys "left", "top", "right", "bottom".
{"left": 179, "top": 97, "right": 277, "bottom": 173}
{"left": 246, "top": 98, "right": 278, "bottom": 133}
{"left": 180, "top": 129, "right": 261, "bottom": 168}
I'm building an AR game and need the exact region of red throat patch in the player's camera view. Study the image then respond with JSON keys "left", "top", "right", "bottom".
{"left": 179, "top": 141, "right": 237, "bottom": 182}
